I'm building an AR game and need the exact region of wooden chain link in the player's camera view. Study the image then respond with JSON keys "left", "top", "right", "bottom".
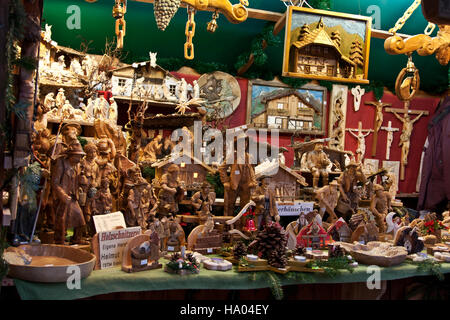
{"left": 184, "top": 6, "right": 196, "bottom": 60}
{"left": 389, "top": 0, "right": 435, "bottom": 36}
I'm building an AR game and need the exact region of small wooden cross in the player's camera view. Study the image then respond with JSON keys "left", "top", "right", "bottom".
{"left": 346, "top": 121, "right": 373, "bottom": 163}
{"left": 380, "top": 121, "right": 399, "bottom": 160}
{"left": 365, "top": 100, "right": 392, "bottom": 157}
{"left": 385, "top": 101, "right": 429, "bottom": 180}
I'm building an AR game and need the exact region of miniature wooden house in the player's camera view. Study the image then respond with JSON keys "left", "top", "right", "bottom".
{"left": 255, "top": 162, "right": 307, "bottom": 201}
{"left": 252, "top": 89, "right": 321, "bottom": 131}
{"left": 289, "top": 18, "right": 355, "bottom": 79}
{"left": 111, "top": 61, "right": 180, "bottom": 103}
{"left": 152, "top": 153, "right": 216, "bottom": 191}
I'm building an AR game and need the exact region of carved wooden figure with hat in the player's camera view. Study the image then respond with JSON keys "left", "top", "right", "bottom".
{"left": 51, "top": 142, "right": 87, "bottom": 245}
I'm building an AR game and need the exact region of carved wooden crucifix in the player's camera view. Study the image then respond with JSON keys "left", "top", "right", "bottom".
{"left": 381, "top": 121, "right": 399, "bottom": 160}
{"left": 365, "top": 100, "right": 392, "bottom": 157}
{"left": 346, "top": 121, "right": 373, "bottom": 163}
{"left": 385, "top": 102, "right": 429, "bottom": 180}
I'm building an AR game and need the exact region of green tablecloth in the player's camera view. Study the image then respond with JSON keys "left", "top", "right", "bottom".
{"left": 13, "top": 258, "right": 450, "bottom": 300}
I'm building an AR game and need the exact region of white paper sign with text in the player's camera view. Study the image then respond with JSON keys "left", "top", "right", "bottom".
{"left": 93, "top": 211, "right": 127, "bottom": 233}
{"left": 98, "top": 227, "right": 141, "bottom": 269}
{"left": 277, "top": 201, "right": 314, "bottom": 216}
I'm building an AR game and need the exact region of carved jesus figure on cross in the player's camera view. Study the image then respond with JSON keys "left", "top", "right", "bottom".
{"left": 386, "top": 102, "right": 429, "bottom": 180}
{"left": 346, "top": 121, "right": 373, "bottom": 163}
{"left": 381, "top": 121, "right": 399, "bottom": 160}
{"left": 393, "top": 111, "right": 424, "bottom": 166}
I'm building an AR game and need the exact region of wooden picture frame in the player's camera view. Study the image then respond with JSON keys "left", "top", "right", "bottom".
{"left": 246, "top": 79, "right": 327, "bottom": 135}
{"left": 282, "top": 6, "right": 372, "bottom": 84}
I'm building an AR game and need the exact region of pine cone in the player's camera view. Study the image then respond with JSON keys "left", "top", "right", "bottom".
{"left": 233, "top": 241, "right": 247, "bottom": 260}
{"left": 295, "top": 244, "right": 305, "bottom": 256}
{"left": 153, "top": 0, "right": 181, "bottom": 31}
{"left": 256, "top": 223, "right": 288, "bottom": 267}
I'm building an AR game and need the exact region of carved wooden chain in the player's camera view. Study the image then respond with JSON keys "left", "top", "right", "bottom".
{"left": 184, "top": 6, "right": 196, "bottom": 60}
{"left": 389, "top": 0, "right": 435, "bottom": 36}
{"left": 113, "top": 0, "right": 127, "bottom": 49}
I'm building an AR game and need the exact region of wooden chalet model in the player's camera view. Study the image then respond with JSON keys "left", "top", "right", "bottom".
{"left": 111, "top": 55, "right": 186, "bottom": 107}
{"left": 252, "top": 88, "right": 322, "bottom": 132}
{"left": 290, "top": 18, "right": 356, "bottom": 79}
{"left": 152, "top": 153, "right": 216, "bottom": 190}
{"left": 255, "top": 161, "right": 308, "bottom": 201}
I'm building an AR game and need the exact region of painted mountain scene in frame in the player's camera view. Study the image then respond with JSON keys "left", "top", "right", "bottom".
{"left": 283, "top": 7, "right": 371, "bottom": 84}
{"left": 248, "top": 81, "right": 326, "bottom": 135}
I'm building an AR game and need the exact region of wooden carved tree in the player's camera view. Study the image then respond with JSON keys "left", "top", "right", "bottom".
{"left": 331, "top": 30, "right": 341, "bottom": 48}
{"left": 298, "top": 24, "right": 311, "bottom": 41}
{"left": 350, "top": 40, "right": 364, "bottom": 67}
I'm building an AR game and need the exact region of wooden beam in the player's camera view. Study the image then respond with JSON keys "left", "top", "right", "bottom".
{"left": 130, "top": 0, "right": 413, "bottom": 39}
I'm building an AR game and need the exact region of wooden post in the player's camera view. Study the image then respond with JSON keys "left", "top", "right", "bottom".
{"left": 13, "top": 0, "right": 43, "bottom": 168}
{"left": 365, "top": 100, "right": 392, "bottom": 157}
{"left": 385, "top": 102, "right": 429, "bottom": 180}
{"left": 0, "top": 1, "right": 9, "bottom": 226}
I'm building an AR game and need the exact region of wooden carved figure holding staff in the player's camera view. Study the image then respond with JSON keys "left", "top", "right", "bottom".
{"left": 306, "top": 141, "right": 331, "bottom": 189}
{"left": 393, "top": 111, "right": 425, "bottom": 167}
{"left": 219, "top": 132, "right": 257, "bottom": 218}
{"left": 52, "top": 142, "right": 87, "bottom": 245}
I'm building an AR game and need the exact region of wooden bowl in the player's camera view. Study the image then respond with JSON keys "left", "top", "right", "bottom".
{"left": 350, "top": 242, "right": 408, "bottom": 267}
{"left": 6, "top": 244, "right": 96, "bottom": 283}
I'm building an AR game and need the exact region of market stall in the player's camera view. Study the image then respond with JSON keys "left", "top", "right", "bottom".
{"left": 0, "top": 0, "right": 449, "bottom": 301}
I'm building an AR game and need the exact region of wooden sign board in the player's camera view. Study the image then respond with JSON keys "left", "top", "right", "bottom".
{"left": 277, "top": 200, "right": 314, "bottom": 216}
{"left": 91, "top": 226, "right": 141, "bottom": 270}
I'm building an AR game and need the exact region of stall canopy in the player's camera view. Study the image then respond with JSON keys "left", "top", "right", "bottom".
{"left": 42, "top": 0, "right": 448, "bottom": 92}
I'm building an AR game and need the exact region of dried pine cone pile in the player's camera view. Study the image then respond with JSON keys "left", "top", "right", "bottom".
{"left": 233, "top": 241, "right": 247, "bottom": 260}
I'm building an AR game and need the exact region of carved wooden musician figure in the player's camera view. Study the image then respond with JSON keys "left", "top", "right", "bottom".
{"left": 251, "top": 176, "right": 280, "bottom": 230}
{"left": 306, "top": 141, "right": 331, "bottom": 189}
{"left": 51, "top": 142, "right": 87, "bottom": 245}
{"left": 191, "top": 181, "right": 216, "bottom": 224}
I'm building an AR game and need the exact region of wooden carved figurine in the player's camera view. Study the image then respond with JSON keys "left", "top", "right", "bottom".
{"left": 381, "top": 121, "right": 399, "bottom": 160}
{"left": 139, "top": 134, "right": 162, "bottom": 163}
{"left": 365, "top": 100, "right": 392, "bottom": 157}
{"left": 51, "top": 142, "right": 87, "bottom": 245}
{"left": 251, "top": 176, "right": 280, "bottom": 230}
{"left": 126, "top": 167, "right": 152, "bottom": 229}
{"left": 305, "top": 141, "right": 331, "bottom": 189}
{"left": 386, "top": 104, "right": 429, "bottom": 180}
{"left": 346, "top": 121, "right": 373, "bottom": 163}
{"left": 79, "top": 142, "right": 100, "bottom": 236}
{"left": 91, "top": 177, "right": 113, "bottom": 216}
{"left": 218, "top": 133, "right": 257, "bottom": 218}
{"left": 156, "top": 164, "right": 185, "bottom": 217}
{"left": 336, "top": 161, "right": 367, "bottom": 218}
{"left": 315, "top": 180, "right": 339, "bottom": 223}
{"left": 191, "top": 181, "right": 216, "bottom": 224}
{"left": 370, "top": 184, "right": 392, "bottom": 233}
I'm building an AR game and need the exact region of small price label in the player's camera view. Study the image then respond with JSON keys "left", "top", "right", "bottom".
{"left": 200, "top": 147, "right": 205, "bottom": 153}
{"left": 167, "top": 246, "right": 175, "bottom": 251}
{"left": 207, "top": 248, "right": 213, "bottom": 254}
{"left": 235, "top": 170, "right": 240, "bottom": 175}
{"left": 141, "top": 259, "right": 148, "bottom": 265}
